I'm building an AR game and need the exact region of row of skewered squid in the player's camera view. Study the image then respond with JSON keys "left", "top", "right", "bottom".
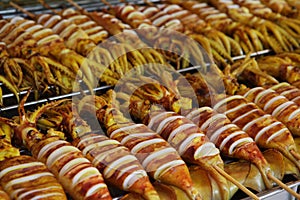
{"left": 108, "top": 59, "right": 300, "bottom": 196}
{"left": 34, "top": 91, "right": 287, "bottom": 199}
{"left": 0, "top": 90, "right": 246, "bottom": 200}
{"left": 1, "top": 0, "right": 300, "bottom": 105}
{"left": 1, "top": 1, "right": 300, "bottom": 200}
{"left": 0, "top": 1, "right": 170, "bottom": 105}
{"left": 0, "top": 67, "right": 300, "bottom": 199}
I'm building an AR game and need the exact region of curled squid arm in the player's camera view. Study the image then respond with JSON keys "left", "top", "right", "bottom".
{"left": 0, "top": 75, "right": 19, "bottom": 103}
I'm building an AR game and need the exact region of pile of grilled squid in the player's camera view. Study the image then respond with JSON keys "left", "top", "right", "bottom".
{"left": 1, "top": 0, "right": 300, "bottom": 104}
{"left": 1, "top": 0, "right": 300, "bottom": 199}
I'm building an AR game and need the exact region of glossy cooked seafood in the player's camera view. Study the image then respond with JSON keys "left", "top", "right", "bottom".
{"left": 210, "top": 0, "right": 300, "bottom": 53}
{"left": 0, "top": 93, "right": 112, "bottom": 200}
{"left": 242, "top": 86, "right": 300, "bottom": 137}
{"left": 184, "top": 72, "right": 300, "bottom": 174}
{"left": 0, "top": 14, "right": 100, "bottom": 90}
{"left": 170, "top": 0, "right": 266, "bottom": 54}
{"left": 0, "top": 117, "right": 67, "bottom": 199}
{"left": 42, "top": 102, "right": 160, "bottom": 200}
{"left": 0, "top": 155, "right": 67, "bottom": 200}
{"left": 213, "top": 95, "right": 300, "bottom": 171}
{"left": 77, "top": 95, "right": 201, "bottom": 200}
{"left": 136, "top": 3, "right": 234, "bottom": 67}
{"left": 184, "top": 106, "right": 273, "bottom": 189}
{"left": 270, "top": 82, "right": 300, "bottom": 106}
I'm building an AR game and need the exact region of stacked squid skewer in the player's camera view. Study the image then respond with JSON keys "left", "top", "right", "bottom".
{"left": 225, "top": 56, "right": 300, "bottom": 138}
{"left": 210, "top": 0, "right": 300, "bottom": 53}
{"left": 115, "top": 72, "right": 300, "bottom": 197}
{"left": 168, "top": 0, "right": 267, "bottom": 54}
{"left": 98, "top": 2, "right": 204, "bottom": 69}
{"left": 37, "top": 1, "right": 149, "bottom": 80}
{"left": 0, "top": 92, "right": 112, "bottom": 200}
{"left": 0, "top": 14, "right": 96, "bottom": 92}
{"left": 10, "top": 2, "right": 119, "bottom": 87}
{"left": 64, "top": 0, "right": 174, "bottom": 70}
{"left": 77, "top": 95, "right": 201, "bottom": 200}
{"left": 135, "top": 3, "right": 238, "bottom": 67}
{"left": 148, "top": 3, "right": 242, "bottom": 57}
{"left": 113, "top": 76, "right": 272, "bottom": 199}
{"left": 37, "top": 101, "right": 160, "bottom": 200}
{"left": 231, "top": 0, "right": 300, "bottom": 37}
{"left": 184, "top": 65, "right": 300, "bottom": 176}
{"left": 0, "top": 105, "right": 67, "bottom": 199}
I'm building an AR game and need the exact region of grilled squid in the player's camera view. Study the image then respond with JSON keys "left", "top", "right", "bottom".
{"left": 0, "top": 122, "right": 66, "bottom": 200}
{"left": 77, "top": 95, "right": 200, "bottom": 200}
{"left": 0, "top": 155, "right": 67, "bottom": 200}
{"left": 0, "top": 16, "right": 96, "bottom": 91}
{"left": 141, "top": 109, "right": 229, "bottom": 199}
{"left": 0, "top": 93, "right": 112, "bottom": 200}
{"left": 243, "top": 87, "right": 300, "bottom": 136}
{"left": 59, "top": 8, "right": 109, "bottom": 44}
{"left": 49, "top": 103, "right": 160, "bottom": 200}
{"left": 184, "top": 106, "right": 273, "bottom": 189}
{"left": 30, "top": 136, "right": 112, "bottom": 200}
{"left": 213, "top": 95, "right": 300, "bottom": 171}
{"left": 270, "top": 82, "right": 300, "bottom": 106}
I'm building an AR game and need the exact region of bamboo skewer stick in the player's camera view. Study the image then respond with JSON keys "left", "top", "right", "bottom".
{"left": 10, "top": 2, "right": 35, "bottom": 18}
{"left": 213, "top": 165, "right": 260, "bottom": 200}
{"left": 66, "top": 0, "right": 86, "bottom": 13}
{"left": 37, "top": 0, "right": 60, "bottom": 15}
{"left": 267, "top": 173, "right": 300, "bottom": 199}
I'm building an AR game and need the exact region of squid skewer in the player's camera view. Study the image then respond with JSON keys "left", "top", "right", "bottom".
{"left": 232, "top": 0, "right": 300, "bottom": 38}
{"left": 10, "top": 2, "right": 95, "bottom": 57}
{"left": 171, "top": 0, "right": 266, "bottom": 54}
{"left": 270, "top": 82, "right": 300, "bottom": 106}
{"left": 14, "top": 3, "right": 120, "bottom": 85}
{"left": 0, "top": 92, "right": 112, "bottom": 200}
{"left": 181, "top": 68, "right": 300, "bottom": 197}
{"left": 67, "top": 0, "right": 168, "bottom": 68}
{"left": 69, "top": 0, "right": 207, "bottom": 69}
{"left": 114, "top": 77, "right": 262, "bottom": 199}
{"left": 3, "top": 3, "right": 97, "bottom": 91}
{"left": 227, "top": 57, "right": 300, "bottom": 138}
{"left": 242, "top": 86, "right": 300, "bottom": 137}
{"left": 151, "top": 3, "right": 242, "bottom": 58}
{"left": 38, "top": 0, "right": 109, "bottom": 44}
{"left": 77, "top": 95, "right": 201, "bottom": 200}
{"left": 37, "top": 0, "right": 133, "bottom": 81}
{"left": 184, "top": 107, "right": 273, "bottom": 186}
{"left": 0, "top": 118, "right": 67, "bottom": 199}
{"left": 210, "top": 0, "right": 299, "bottom": 53}
{"left": 135, "top": 3, "right": 230, "bottom": 67}
{"left": 118, "top": 75, "right": 300, "bottom": 196}
{"left": 185, "top": 71, "right": 300, "bottom": 172}
{"left": 43, "top": 102, "right": 160, "bottom": 200}
{"left": 141, "top": 109, "right": 259, "bottom": 199}
{"left": 183, "top": 106, "right": 300, "bottom": 196}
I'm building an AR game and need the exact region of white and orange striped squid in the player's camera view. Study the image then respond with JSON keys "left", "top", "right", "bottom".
{"left": 0, "top": 92, "right": 112, "bottom": 200}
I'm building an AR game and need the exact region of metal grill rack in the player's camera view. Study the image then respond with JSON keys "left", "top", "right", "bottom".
{"left": 0, "top": 1, "right": 299, "bottom": 199}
